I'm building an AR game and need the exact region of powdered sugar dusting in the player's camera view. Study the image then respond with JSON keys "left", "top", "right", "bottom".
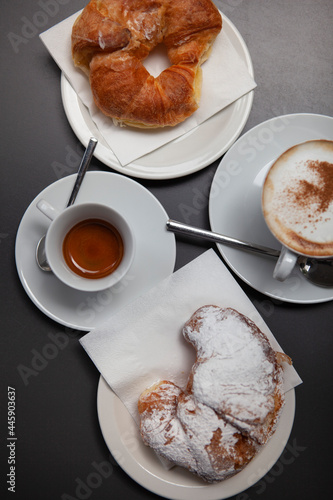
{"left": 139, "top": 382, "right": 197, "bottom": 470}
{"left": 138, "top": 306, "right": 285, "bottom": 482}
{"left": 139, "top": 381, "right": 252, "bottom": 482}
{"left": 184, "top": 307, "right": 279, "bottom": 433}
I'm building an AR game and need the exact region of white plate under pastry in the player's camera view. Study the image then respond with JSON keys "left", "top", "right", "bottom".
{"left": 97, "top": 376, "right": 295, "bottom": 500}
{"left": 15, "top": 172, "right": 176, "bottom": 330}
{"left": 60, "top": 13, "right": 254, "bottom": 180}
{"left": 209, "top": 113, "right": 333, "bottom": 304}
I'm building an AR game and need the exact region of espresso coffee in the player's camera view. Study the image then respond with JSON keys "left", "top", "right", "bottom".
{"left": 63, "top": 218, "right": 124, "bottom": 279}
{"left": 262, "top": 140, "right": 333, "bottom": 257}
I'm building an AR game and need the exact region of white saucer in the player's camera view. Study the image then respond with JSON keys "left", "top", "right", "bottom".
{"left": 61, "top": 13, "right": 254, "bottom": 180}
{"left": 15, "top": 172, "right": 176, "bottom": 330}
{"left": 97, "top": 376, "right": 295, "bottom": 500}
{"left": 209, "top": 113, "right": 333, "bottom": 304}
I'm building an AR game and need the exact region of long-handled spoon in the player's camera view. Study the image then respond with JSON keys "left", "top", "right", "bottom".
{"left": 166, "top": 219, "right": 333, "bottom": 288}
{"left": 36, "top": 137, "right": 98, "bottom": 272}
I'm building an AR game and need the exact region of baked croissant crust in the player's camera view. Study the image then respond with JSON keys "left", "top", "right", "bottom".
{"left": 71, "top": 0, "right": 222, "bottom": 128}
{"left": 138, "top": 306, "right": 290, "bottom": 482}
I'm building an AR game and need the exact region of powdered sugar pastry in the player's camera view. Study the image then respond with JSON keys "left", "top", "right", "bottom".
{"left": 138, "top": 306, "right": 289, "bottom": 482}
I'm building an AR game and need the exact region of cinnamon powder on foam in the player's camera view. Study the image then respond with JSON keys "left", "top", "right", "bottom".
{"left": 286, "top": 160, "right": 333, "bottom": 223}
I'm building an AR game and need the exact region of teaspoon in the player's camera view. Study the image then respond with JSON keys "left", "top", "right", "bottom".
{"left": 298, "top": 256, "right": 333, "bottom": 288}
{"left": 166, "top": 219, "right": 333, "bottom": 288}
{"left": 36, "top": 137, "right": 98, "bottom": 272}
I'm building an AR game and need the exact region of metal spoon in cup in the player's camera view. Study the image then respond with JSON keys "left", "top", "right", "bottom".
{"left": 166, "top": 219, "right": 333, "bottom": 288}
{"left": 36, "top": 137, "right": 98, "bottom": 272}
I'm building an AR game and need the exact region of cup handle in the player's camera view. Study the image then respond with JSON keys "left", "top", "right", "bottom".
{"left": 273, "top": 246, "right": 298, "bottom": 281}
{"left": 36, "top": 199, "right": 60, "bottom": 221}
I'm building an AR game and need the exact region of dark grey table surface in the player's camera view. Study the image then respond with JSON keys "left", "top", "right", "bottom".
{"left": 1, "top": 1, "right": 333, "bottom": 499}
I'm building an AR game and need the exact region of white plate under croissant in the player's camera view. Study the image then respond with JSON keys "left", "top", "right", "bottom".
{"left": 97, "top": 383, "right": 295, "bottom": 500}
{"left": 97, "top": 305, "right": 296, "bottom": 500}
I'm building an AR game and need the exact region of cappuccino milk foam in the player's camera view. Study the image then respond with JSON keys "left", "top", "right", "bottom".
{"left": 262, "top": 140, "right": 333, "bottom": 256}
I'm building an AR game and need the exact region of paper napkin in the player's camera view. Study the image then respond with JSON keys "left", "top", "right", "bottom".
{"left": 40, "top": 11, "right": 256, "bottom": 166}
{"left": 80, "top": 250, "right": 302, "bottom": 427}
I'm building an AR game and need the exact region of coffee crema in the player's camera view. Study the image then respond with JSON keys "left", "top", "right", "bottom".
{"left": 262, "top": 140, "right": 333, "bottom": 256}
{"left": 62, "top": 218, "right": 124, "bottom": 279}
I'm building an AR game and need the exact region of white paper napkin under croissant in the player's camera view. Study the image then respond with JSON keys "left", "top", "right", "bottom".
{"left": 80, "top": 250, "right": 302, "bottom": 428}
{"left": 39, "top": 10, "right": 256, "bottom": 166}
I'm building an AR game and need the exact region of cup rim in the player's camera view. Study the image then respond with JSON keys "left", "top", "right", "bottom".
{"left": 261, "top": 139, "right": 333, "bottom": 258}
{"left": 44, "top": 203, "right": 135, "bottom": 292}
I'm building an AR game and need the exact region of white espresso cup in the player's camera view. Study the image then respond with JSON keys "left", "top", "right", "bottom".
{"left": 37, "top": 200, "right": 135, "bottom": 292}
{"left": 262, "top": 139, "right": 333, "bottom": 281}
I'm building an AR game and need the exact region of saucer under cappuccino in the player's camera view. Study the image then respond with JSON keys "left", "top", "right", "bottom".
{"left": 262, "top": 140, "right": 333, "bottom": 257}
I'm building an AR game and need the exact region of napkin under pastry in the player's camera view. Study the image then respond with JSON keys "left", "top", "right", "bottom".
{"left": 40, "top": 10, "right": 256, "bottom": 166}
{"left": 80, "top": 250, "right": 302, "bottom": 430}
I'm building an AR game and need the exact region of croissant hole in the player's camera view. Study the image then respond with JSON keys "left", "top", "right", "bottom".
{"left": 142, "top": 44, "right": 170, "bottom": 77}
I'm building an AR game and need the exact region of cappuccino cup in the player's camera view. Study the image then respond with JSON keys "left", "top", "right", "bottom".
{"left": 262, "top": 139, "right": 333, "bottom": 281}
{"left": 36, "top": 200, "right": 135, "bottom": 292}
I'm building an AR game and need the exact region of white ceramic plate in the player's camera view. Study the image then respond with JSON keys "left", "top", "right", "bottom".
{"left": 61, "top": 13, "right": 254, "bottom": 180}
{"left": 15, "top": 172, "right": 176, "bottom": 330}
{"left": 97, "top": 376, "right": 295, "bottom": 500}
{"left": 209, "top": 113, "right": 333, "bottom": 304}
